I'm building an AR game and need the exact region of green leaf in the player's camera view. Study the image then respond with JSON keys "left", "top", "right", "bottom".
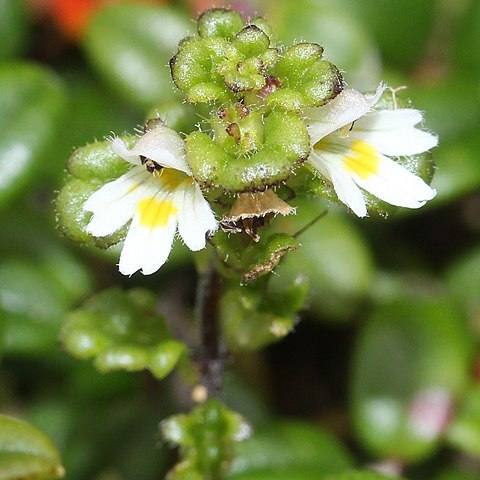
{"left": 407, "top": 76, "right": 480, "bottom": 144}
{"left": 0, "top": 414, "right": 64, "bottom": 480}
{"left": 447, "top": 384, "right": 480, "bottom": 458}
{"left": 436, "top": 470, "right": 480, "bottom": 480}
{"left": 275, "top": 203, "right": 373, "bottom": 320}
{"left": 454, "top": 0, "right": 480, "bottom": 75}
{"left": 429, "top": 130, "right": 480, "bottom": 204}
{"left": 60, "top": 288, "right": 186, "bottom": 379}
{"left": 83, "top": 3, "right": 190, "bottom": 109}
{"left": 0, "top": 62, "right": 65, "bottom": 207}
{"left": 0, "top": 210, "right": 92, "bottom": 306}
{"left": 0, "top": 0, "right": 29, "bottom": 59}
{"left": 227, "top": 420, "right": 352, "bottom": 479}
{"left": 267, "top": 0, "right": 379, "bottom": 88}
{"left": 0, "top": 209, "right": 93, "bottom": 356}
{"left": 0, "top": 258, "right": 75, "bottom": 356}
{"left": 445, "top": 246, "right": 480, "bottom": 325}
{"left": 352, "top": 0, "right": 436, "bottom": 69}
{"left": 351, "top": 293, "right": 473, "bottom": 461}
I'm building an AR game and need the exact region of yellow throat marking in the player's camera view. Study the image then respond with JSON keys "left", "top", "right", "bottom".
{"left": 343, "top": 140, "right": 380, "bottom": 180}
{"left": 156, "top": 168, "right": 190, "bottom": 190}
{"left": 137, "top": 197, "right": 178, "bottom": 228}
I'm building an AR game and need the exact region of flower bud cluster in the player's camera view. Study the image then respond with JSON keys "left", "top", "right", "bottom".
{"left": 171, "top": 8, "right": 344, "bottom": 193}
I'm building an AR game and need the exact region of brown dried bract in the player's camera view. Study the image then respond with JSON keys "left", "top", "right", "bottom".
{"left": 221, "top": 190, "right": 294, "bottom": 241}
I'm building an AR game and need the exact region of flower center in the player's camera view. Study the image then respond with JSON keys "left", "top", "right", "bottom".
{"left": 343, "top": 140, "right": 380, "bottom": 179}
{"left": 157, "top": 169, "right": 191, "bottom": 190}
{"left": 137, "top": 197, "right": 178, "bottom": 228}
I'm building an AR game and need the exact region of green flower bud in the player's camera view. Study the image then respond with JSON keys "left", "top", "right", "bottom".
{"left": 186, "top": 108, "right": 310, "bottom": 192}
{"left": 170, "top": 9, "right": 278, "bottom": 104}
{"left": 268, "top": 42, "right": 344, "bottom": 110}
{"left": 161, "top": 398, "right": 250, "bottom": 479}
{"left": 197, "top": 8, "right": 244, "bottom": 39}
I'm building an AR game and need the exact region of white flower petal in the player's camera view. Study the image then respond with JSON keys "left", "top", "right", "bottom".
{"left": 84, "top": 167, "right": 150, "bottom": 236}
{"left": 309, "top": 151, "right": 368, "bottom": 217}
{"left": 176, "top": 181, "right": 218, "bottom": 251}
{"left": 130, "top": 125, "right": 191, "bottom": 174}
{"left": 351, "top": 152, "right": 437, "bottom": 209}
{"left": 351, "top": 110, "right": 438, "bottom": 156}
{"left": 110, "top": 137, "right": 141, "bottom": 165}
{"left": 355, "top": 108, "right": 424, "bottom": 130}
{"left": 306, "top": 85, "right": 385, "bottom": 145}
{"left": 118, "top": 188, "right": 179, "bottom": 275}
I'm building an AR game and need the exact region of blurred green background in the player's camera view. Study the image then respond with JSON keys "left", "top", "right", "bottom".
{"left": 0, "top": 0, "right": 479, "bottom": 479}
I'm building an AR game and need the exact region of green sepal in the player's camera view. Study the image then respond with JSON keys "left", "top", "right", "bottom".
{"left": 220, "top": 273, "right": 308, "bottom": 351}
{"left": 56, "top": 177, "right": 127, "bottom": 248}
{"left": 0, "top": 414, "right": 64, "bottom": 480}
{"left": 162, "top": 398, "right": 250, "bottom": 479}
{"left": 242, "top": 233, "right": 298, "bottom": 283}
{"left": 186, "top": 110, "right": 309, "bottom": 192}
{"left": 56, "top": 137, "right": 135, "bottom": 247}
{"left": 212, "top": 230, "right": 297, "bottom": 283}
{"left": 269, "top": 43, "right": 343, "bottom": 110}
{"left": 67, "top": 137, "right": 133, "bottom": 181}
{"left": 60, "top": 287, "right": 186, "bottom": 380}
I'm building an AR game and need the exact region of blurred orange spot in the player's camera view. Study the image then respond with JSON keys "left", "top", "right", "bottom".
{"left": 50, "top": 0, "right": 163, "bottom": 40}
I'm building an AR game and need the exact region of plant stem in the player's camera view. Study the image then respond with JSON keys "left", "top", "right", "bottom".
{"left": 196, "top": 264, "right": 225, "bottom": 398}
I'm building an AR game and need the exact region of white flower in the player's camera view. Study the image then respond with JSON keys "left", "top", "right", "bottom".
{"left": 83, "top": 125, "right": 217, "bottom": 275}
{"left": 306, "top": 85, "right": 438, "bottom": 217}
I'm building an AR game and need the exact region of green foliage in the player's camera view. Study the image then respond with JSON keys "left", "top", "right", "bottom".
{"left": 447, "top": 384, "right": 480, "bottom": 457}
{"left": 0, "top": 414, "right": 64, "bottom": 480}
{"left": 60, "top": 288, "right": 186, "bottom": 379}
{"left": 326, "top": 472, "right": 404, "bottom": 480}
{"left": 0, "top": 0, "right": 29, "bottom": 60}
{"left": 227, "top": 420, "right": 352, "bottom": 479}
{"left": 276, "top": 204, "right": 374, "bottom": 319}
{"left": 351, "top": 293, "right": 473, "bottom": 461}
{"left": 0, "top": 63, "right": 65, "bottom": 207}
{"left": 83, "top": 3, "right": 190, "bottom": 109}
{"left": 0, "top": 212, "right": 92, "bottom": 356}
